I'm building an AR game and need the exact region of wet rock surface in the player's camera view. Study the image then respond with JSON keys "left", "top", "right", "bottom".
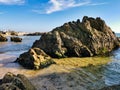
{"left": 0, "top": 72, "right": 36, "bottom": 90}
{"left": 32, "top": 16, "right": 119, "bottom": 58}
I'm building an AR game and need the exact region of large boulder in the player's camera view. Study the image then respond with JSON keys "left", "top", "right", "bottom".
{"left": 32, "top": 16, "right": 119, "bottom": 58}
{"left": 11, "top": 37, "right": 22, "bottom": 42}
{"left": 16, "top": 48, "right": 55, "bottom": 69}
{"left": 0, "top": 72, "right": 36, "bottom": 90}
{"left": 0, "top": 34, "right": 8, "bottom": 42}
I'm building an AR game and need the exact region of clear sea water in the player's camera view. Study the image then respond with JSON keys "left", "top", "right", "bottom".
{"left": 0, "top": 36, "right": 40, "bottom": 56}
{"left": 104, "top": 33, "right": 120, "bottom": 85}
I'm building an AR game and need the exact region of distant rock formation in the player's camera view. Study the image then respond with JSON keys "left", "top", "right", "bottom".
{"left": 10, "top": 37, "right": 22, "bottom": 42}
{"left": 0, "top": 34, "right": 8, "bottom": 42}
{"left": 16, "top": 48, "right": 55, "bottom": 69}
{"left": 24, "top": 32, "right": 45, "bottom": 36}
{"left": 32, "top": 16, "right": 119, "bottom": 58}
{"left": 0, "top": 72, "right": 36, "bottom": 90}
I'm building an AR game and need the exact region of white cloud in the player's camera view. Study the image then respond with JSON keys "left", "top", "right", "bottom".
{"left": 88, "top": 2, "right": 108, "bottom": 6}
{"left": 32, "top": 0, "right": 108, "bottom": 14}
{"left": 46, "top": 0, "right": 90, "bottom": 14}
{"left": 0, "top": 0, "right": 25, "bottom": 5}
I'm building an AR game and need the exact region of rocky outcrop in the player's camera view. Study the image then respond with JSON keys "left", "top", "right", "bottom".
{"left": 16, "top": 48, "right": 55, "bottom": 69}
{"left": 0, "top": 34, "right": 8, "bottom": 42}
{"left": 0, "top": 72, "right": 36, "bottom": 90}
{"left": 32, "top": 16, "right": 119, "bottom": 58}
{"left": 11, "top": 37, "right": 22, "bottom": 42}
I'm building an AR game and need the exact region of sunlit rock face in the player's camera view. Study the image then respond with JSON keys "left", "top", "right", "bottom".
{"left": 16, "top": 48, "right": 55, "bottom": 69}
{"left": 32, "top": 16, "right": 119, "bottom": 58}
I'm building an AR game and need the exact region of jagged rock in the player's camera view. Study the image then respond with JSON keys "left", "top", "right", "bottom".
{"left": 11, "top": 37, "right": 22, "bottom": 42}
{"left": 0, "top": 34, "right": 8, "bottom": 42}
{"left": 16, "top": 48, "right": 55, "bottom": 69}
{"left": 0, "top": 72, "right": 36, "bottom": 90}
{"left": 32, "top": 16, "right": 119, "bottom": 58}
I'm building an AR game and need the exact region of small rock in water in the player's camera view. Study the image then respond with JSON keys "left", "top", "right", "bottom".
{"left": 10, "top": 37, "right": 22, "bottom": 42}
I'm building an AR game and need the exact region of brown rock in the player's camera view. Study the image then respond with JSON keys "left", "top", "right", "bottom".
{"left": 32, "top": 16, "right": 119, "bottom": 58}
{"left": 0, "top": 34, "right": 8, "bottom": 42}
{"left": 0, "top": 72, "right": 36, "bottom": 90}
{"left": 16, "top": 48, "right": 55, "bottom": 69}
{"left": 10, "top": 37, "right": 22, "bottom": 42}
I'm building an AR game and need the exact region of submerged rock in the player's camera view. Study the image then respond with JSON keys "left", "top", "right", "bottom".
{"left": 32, "top": 16, "right": 119, "bottom": 58}
{"left": 0, "top": 72, "right": 36, "bottom": 90}
{"left": 100, "top": 85, "right": 120, "bottom": 90}
{"left": 0, "top": 34, "right": 8, "bottom": 42}
{"left": 16, "top": 48, "right": 55, "bottom": 69}
{"left": 10, "top": 37, "right": 22, "bottom": 42}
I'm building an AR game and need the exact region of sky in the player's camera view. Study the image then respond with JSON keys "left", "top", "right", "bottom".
{"left": 0, "top": 0, "right": 120, "bottom": 33}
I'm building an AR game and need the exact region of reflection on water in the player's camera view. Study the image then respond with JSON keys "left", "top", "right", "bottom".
{"left": 105, "top": 48, "right": 120, "bottom": 85}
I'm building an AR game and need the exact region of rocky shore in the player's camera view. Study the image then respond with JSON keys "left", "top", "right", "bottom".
{"left": 16, "top": 16, "right": 120, "bottom": 69}
{"left": 1, "top": 16, "right": 120, "bottom": 90}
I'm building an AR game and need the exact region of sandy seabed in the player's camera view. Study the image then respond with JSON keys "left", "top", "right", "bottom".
{"left": 0, "top": 54, "right": 111, "bottom": 90}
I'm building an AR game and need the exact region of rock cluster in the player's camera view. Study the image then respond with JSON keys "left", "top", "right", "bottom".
{"left": 0, "top": 72, "right": 36, "bottom": 90}
{"left": 0, "top": 34, "right": 8, "bottom": 42}
{"left": 24, "top": 32, "right": 45, "bottom": 36}
{"left": 16, "top": 48, "right": 55, "bottom": 69}
{"left": 32, "top": 16, "right": 119, "bottom": 58}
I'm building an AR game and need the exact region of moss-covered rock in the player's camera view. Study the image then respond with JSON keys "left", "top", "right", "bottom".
{"left": 16, "top": 48, "right": 55, "bottom": 69}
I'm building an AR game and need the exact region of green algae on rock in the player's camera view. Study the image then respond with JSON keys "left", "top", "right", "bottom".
{"left": 16, "top": 48, "right": 55, "bottom": 69}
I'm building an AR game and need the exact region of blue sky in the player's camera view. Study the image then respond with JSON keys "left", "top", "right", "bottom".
{"left": 0, "top": 0, "right": 120, "bottom": 33}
